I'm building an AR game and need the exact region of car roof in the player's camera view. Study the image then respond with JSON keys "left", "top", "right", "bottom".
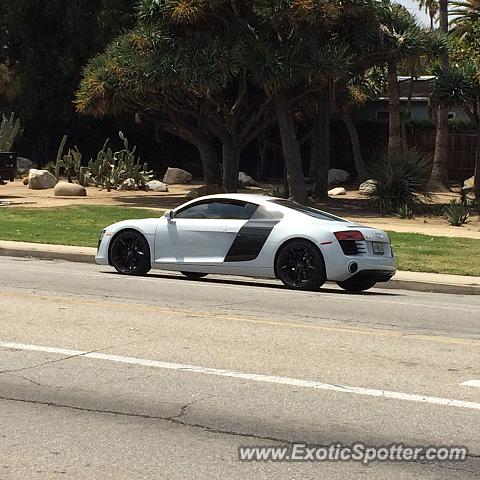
{"left": 187, "top": 193, "right": 278, "bottom": 205}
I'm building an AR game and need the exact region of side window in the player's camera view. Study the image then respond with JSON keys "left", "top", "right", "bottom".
{"left": 175, "top": 201, "right": 257, "bottom": 220}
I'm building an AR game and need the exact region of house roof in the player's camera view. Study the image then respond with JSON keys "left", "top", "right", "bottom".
{"left": 379, "top": 76, "right": 435, "bottom": 102}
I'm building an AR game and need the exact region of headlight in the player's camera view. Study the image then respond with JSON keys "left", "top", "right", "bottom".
{"left": 97, "top": 229, "right": 106, "bottom": 250}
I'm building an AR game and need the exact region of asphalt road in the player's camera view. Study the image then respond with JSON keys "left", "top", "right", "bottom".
{"left": 1, "top": 255, "right": 480, "bottom": 479}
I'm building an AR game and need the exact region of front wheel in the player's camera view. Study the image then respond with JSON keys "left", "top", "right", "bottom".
{"left": 110, "top": 230, "right": 151, "bottom": 276}
{"left": 275, "top": 240, "right": 326, "bottom": 291}
{"left": 336, "top": 278, "right": 376, "bottom": 292}
{"left": 181, "top": 272, "right": 208, "bottom": 279}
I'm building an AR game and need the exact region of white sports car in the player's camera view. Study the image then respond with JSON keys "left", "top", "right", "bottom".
{"left": 96, "top": 194, "right": 396, "bottom": 292}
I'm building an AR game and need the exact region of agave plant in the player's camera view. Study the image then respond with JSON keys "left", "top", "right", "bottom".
{"left": 368, "top": 148, "right": 433, "bottom": 214}
{"left": 444, "top": 199, "right": 470, "bottom": 226}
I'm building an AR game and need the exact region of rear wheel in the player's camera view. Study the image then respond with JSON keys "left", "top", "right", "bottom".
{"left": 275, "top": 240, "right": 326, "bottom": 291}
{"left": 336, "top": 278, "right": 376, "bottom": 292}
{"left": 110, "top": 230, "right": 151, "bottom": 276}
{"left": 181, "top": 272, "right": 208, "bottom": 279}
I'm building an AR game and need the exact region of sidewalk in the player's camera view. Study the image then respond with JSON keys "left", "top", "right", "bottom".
{"left": 0, "top": 240, "right": 479, "bottom": 295}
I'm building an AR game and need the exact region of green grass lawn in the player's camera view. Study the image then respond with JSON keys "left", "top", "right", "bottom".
{"left": 0, "top": 205, "right": 160, "bottom": 247}
{"left": 0, "top": 206, "right": 479, "bottom": 276}
{"left": 388, "top": 232, "right": 480, "bottom": 277}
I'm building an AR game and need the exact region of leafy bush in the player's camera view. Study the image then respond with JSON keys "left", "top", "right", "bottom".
{"left": 368, "top": 149, "right": 433, "bottom": 214}
{"left": 396, "top": 204, "right": 415, "bottom": 219}
{"left": 444, "top": 200, "right": 470, "bottom": 226}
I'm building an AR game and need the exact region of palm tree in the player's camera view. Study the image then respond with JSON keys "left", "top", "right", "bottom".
{"left": 429, "top": 0, "right": 450, "bottom": 191}
{"left": 449, "top": 0, "right": 480, "bottom": 33}
{"left": 418, "top": 0, "right": 439, "bottom": 29}
{"left": 376, "top": 4, "right": 435, "bottom": 154}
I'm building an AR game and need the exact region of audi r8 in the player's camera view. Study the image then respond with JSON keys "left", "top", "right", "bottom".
{"left": 96, "top": 194, "right": 396, "bottom": 292}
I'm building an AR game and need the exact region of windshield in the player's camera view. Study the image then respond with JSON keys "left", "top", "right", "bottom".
{"left": 268, "top": 199, "right": 347, "bottom": 222}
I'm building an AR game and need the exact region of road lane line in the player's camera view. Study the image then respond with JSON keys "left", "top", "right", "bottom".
{"left": 0, "top": 290, "right": 478, "bottom": 347}
{"left": 2, "top": 341, "right": 480, "bottom": 411}
{"left": 461, "top": 380, "right": 480, "bottom": 388}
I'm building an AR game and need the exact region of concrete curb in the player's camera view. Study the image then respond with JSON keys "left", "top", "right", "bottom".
{"left": 1, "top": 240, "right": 479, "bottom": 295}
{"left": 0, "top": 240, "right": 96, "bottom": 264}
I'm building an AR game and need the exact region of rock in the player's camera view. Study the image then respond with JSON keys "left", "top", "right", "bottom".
{"left": 463, "top": 176, "right": 475, "bottom": 190}
{"left": 17, "top": 157, "right": 37, "bottom": 175}
{"left": 238, "top": 171, "right": 257, "bottom": 186}
{"left": 163, "top": 167, "right": 192, "bottom": 185}
{"left": 328, "top": 187, "right": 347, "bottom": 196}
{"left": 22, "top": 176, "right": 29, "bottom": 185}
{"left": 146, "top": 180, "right": 169, "bottom": 192}
{"left": 28, "top": 169, "right": 57, "bottom": 190}
{"left": 119, "top": 178, "right": 138, "bottom": 191}
{"left": 54, "top": 182, "right": 87, "bottom": 197}
{"left": 359, "top": 179, "right": 377, "bottom": 195}
{"left": 328, "top": 169, "right": 350, "bottom": 186}
{"left": 186, "top": 184, "right": 225, "bottom": 200}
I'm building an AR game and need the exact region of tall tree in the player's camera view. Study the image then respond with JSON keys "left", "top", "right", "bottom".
{"left": 429, "top": 0, "right": 450, "bottom": 191}
{"left": 1, "top": 0, "right": 135, "bottom": 161}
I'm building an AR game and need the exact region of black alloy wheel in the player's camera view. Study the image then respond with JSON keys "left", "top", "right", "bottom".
{"left": 181, "top": 272, "right": 208, "bottom": 279}
{"left": 276, "top": 240, "right": 326, "bottom": 291}
{"left": 110, "top": 230, "right": 151, "bottom": 276}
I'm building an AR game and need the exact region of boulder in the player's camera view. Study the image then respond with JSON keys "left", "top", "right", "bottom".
{"left": 119, "top": 178, "right": 138, "bottom": 191}
{"left": 328, "top": 169, "right": 350, "bottom": 186}
{"left": 238, "top": 171, "right": 257, "bottom": 186}
{"left": 328, "top": 187, "right": 347, "bottom": 196}
{"left": 17, "top": 157, "right": 37, "bottom": 175}
{"left": 54, "top": 182, "right": 87, "bottom": 197}
{"left": 146, "top": 180, "right": 169, "bottom": 192}
{"left": 359, "top": 179, "right": 378, "bottom": 195}
{"left": 463, "top": 176, "right": 475, "bottom": 190}
{"left": 163, "top": 167, "right": 192, "bottom": 185}
{"left": 28, "top": 169, "right": 57, "bottom": 190}
{"left": 186, "top": 184, "right": 225, "bottom": 200}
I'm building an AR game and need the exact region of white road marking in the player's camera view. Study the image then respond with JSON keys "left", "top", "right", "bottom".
{"left": 2, "top": 262, "right": 479, "bottom": 313}
{"left": 461, "top": 380, "right": 480, "bottom": 388}
{"left": 1, "top": 341, "right": 480, "bottom": 411}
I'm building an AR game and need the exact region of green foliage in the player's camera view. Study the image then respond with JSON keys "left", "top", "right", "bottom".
{"left": 443, "top": 199, "right": 470, "bottom": 226}
{"left": 368, "top": 148, "right": 433, "bottom": 214}
{"left": 396, "top": 204, "right": 415, "bottom": 219}
{"left": 87, "top": 132, "right": 153, "bottom": 191}
{"left": 0, "top": 113, "right": 21, "bottom": 151}
{"left": 53, "top": 135, "right": 85, "bottom": 184}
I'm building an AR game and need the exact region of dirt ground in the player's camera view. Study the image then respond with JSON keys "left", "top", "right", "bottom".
{"left": 1, "top": 179, "right": 479, "bottom": 239}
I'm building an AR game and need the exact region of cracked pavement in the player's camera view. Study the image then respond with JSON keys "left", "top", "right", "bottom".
{"left": 0, "top": 256, "right": 480, "bottom": 479}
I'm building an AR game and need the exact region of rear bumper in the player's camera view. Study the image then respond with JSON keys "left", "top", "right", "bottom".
{"left": 347, "top": 269, "right": 396, "bottom": 283}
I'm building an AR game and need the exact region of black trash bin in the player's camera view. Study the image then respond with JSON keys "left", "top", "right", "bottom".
{"left": 0, "top": 152, "right": 16, "bottom": 182}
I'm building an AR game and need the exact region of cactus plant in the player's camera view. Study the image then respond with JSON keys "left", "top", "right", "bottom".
{"left": 86, "top": 132, "right": 153, "bottom": 191}
{"left": 54, "top": 135, "right": 84, "bottom": 183}
{"left": 0, "top": 112, "right": 21, "bottom": 152}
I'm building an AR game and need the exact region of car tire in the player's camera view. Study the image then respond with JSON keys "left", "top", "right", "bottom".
{"left": 275, "top": 239, "right": 326, "bottom": 291}
{"left": 336, "top": 278, "right": 376, "bottom": 292}
{"left": 110, "top": 230, "right": 151, "bottom": 276}
{"left": 181, "top": 272, "right": 208, "bottom": 279}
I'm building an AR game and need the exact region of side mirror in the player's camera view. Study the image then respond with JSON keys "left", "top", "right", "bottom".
{"left": 164, "top": 210, "right": 175, "bottom": 221}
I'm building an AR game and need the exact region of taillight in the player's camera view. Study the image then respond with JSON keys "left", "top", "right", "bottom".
{"left": 334, "top": 230, "right": 364, "bottom": 241}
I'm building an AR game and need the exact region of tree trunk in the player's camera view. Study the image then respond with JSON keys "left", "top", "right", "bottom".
{"left": 475, "top": 118, "right": 480, "bottom": 201}
{"left": 275, "top": 93, "right": 308, "bottom": 204}
{"left": 429, "top": 0, "right": 449, "bottom": 191}
{"left": 222, "top": 141, "right": 240, "bottom": 192}
{"left": 198, "top": 140, "right": 220, "bottom": 185}
{"left": 340, "top": 109, "right": 368, "bottom": 182}
{"left": 387, "top": 59, "right": 402, "bottom": 153}
{"left": 312, "top": 89, "right": 330, "bottom": 200}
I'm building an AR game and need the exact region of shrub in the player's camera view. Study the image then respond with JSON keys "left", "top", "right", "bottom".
{"left": 444, "top": 200, "right": 470, "bottom": 226}
{"left": 368, "top": 149, "right": 433, "bottom": 214}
